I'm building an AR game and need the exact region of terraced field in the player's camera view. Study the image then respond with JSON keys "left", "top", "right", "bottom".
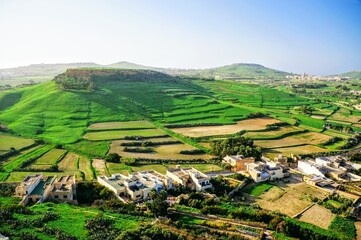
{"left": 298, "top": 204, "right": 335, "bottom": 229}
{"left": 252, "top": 177, "right": 328, "bottom": 216}
{"left": 31, "top": 148, "right": 67, "bottom": 165}
{"left": 6, "top": 171, "right": 57, "bottom": 182}
{"left": 78, "top": 156, "right": 93, "bottom": 180}
{"left": 171, "top": 117, "right": 279, "bottom": 138}
{"left": 58, "top": 152, "right": 79, "bottom": 171}
{"left": 255, "top": 132, "right": 332, "bottom": 149}
{"left": 83, "top": 128, "right": 167, "bottom": 141}
{"left": 0, "top": 134, "right": 35, "bottom": 151}
{"left": 88, "top": 120, "right": 156, "bottom": 130}
{"left": 109, "top": 142, "right": 212, "bottom": 160}
{"left": 106, "top": 162, "right": 222, "bottom": 176}
{"left": 263, "top": 145, "right": 328, "bottom": 158}
{"left": 244, "top": 126, "right": 304, "bottom": 140}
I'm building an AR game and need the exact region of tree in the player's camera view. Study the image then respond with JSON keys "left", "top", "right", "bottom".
{"left": 105, "top": 153, "right": 120, "bottom": 163}
{"left": 299, "top": 105, "right": 314, "bottom": 115}
{"left": 210, "top": 136, "right": 262, "bottom": 159}
{"left": 146, "top": 189, "right": 168, "bottom": 217}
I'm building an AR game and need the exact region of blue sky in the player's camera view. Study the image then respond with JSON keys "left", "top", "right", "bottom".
{"left": 0, "top": 0, "right": 360, "bottom": 74}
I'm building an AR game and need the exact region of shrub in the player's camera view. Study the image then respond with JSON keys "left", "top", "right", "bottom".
{"left": 105, "top": 153, "right": 120, "bottom": 163}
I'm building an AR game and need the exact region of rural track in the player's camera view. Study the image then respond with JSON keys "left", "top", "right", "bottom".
{"left": 170, "top": 209, "right": 266, "bottom": 231}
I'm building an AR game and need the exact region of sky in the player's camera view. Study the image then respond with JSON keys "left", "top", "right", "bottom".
{"left": 0, "top": 0, "right": 360, "bottom": 75}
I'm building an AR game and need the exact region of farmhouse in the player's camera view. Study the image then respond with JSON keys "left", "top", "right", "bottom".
{"left": 265, "top": 161, "right": 289, "bottom": 179}
{"left": 247, "top": 163, "right": 270, "bottom": 183}
{"left": 15, "top": 173, "right": 76, "bottom": 205}
{"left": 48, "top": 175, "right": 77, "bottom": 202}
{"left": 98, "top": 173, "right": 151, "bottom": 202}
{"left": 133, "top": 170, "right": 174, "bottom": 191}
{"left": 222, "top": 155, "right": 255, "bottom": 172}
{"left": 166, "top": 167, "right": 212, "bottom": 191}
{"left": 97, "top": 170, "right": 176, "bottom": 202}
{"left": 247, "top": 161, "right": 288, "bottom": 182}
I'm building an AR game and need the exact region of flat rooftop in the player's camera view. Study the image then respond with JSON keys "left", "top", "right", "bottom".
{"left": 29, "top": 176, "right": 54, "bottom": 196}
{"left": 22, "top": 174, "right": 42, "bottom": 186}
{"left": 99, "top": 175, "right": 126, "bottom": 191}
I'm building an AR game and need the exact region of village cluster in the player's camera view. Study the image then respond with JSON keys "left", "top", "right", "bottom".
{"left": 14, "top": 152, "right": 361, "bottom": 205}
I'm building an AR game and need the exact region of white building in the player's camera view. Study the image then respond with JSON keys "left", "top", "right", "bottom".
{"left": 166, "top": 167, "right": 212, "bottom": 191}
{"left": 15, "top": 174, "right": 76, "bottom": 205}
{"left": 133, "top": 170, "right": 173, "bottom": 191}
{"left": 247, "top": 163, "right": 270, "bottom": 183}
{"left": 265, "top": 161, "right": 288, "bottom": 180}
{"left": 247, "top": 161, "right": 288, "bottom": 183}
{"left": 297, "top": 160, "right": 325, "bottom": 177}
{"left": 97, "top": 170, "right": 174, "bottom": 202}
{"left": 97, "top": 173, "right": 151, "bottom": 202}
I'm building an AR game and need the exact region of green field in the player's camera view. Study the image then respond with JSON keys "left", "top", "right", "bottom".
{"left": 0, "top": 201, "right": 149, "bottom": 240}
{"left": 0, "top": 134, "right": 35, "bottom": 151}
{"left": 244, "top": 183, "right": 274, "bottom": 197}
{"left": 78, "top": 156, "right": 94, "bottom": 180}
{"left": 88, "top": 120, "right": 155, "bottom": 130}
{"left": 65, "top": 140, "right": 110, "bottom": 157}
{"left": 2, "top": 145, "right": 53, "bottom": 173}
{"left": 83, "top": 129, "right": 167, "bottom": 141}
{"left": 5, "top": 171, "right": 56, "bottom": 182}
{"left": 106, "top": 162, "right": 222, "bottom": 175}
{"left": 32, "top": 148, "right": 67, "bottom": 165}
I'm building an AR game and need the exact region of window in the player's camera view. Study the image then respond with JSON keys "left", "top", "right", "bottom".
{"left": 64, "top": 195, "right": 67, "bottom": 198}
{"left": 55, "top": 195, "right": 59, "bottom": 199}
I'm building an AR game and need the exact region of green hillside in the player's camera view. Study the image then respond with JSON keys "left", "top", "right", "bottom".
{"left": 339, "top": 70, "right": 361, "bottom": 79}
{"left": 179, "top": 63, "right": 289, "bottom": 80}
{"left": 0, "top": 68, "right": 333, "bottom": 145}
{"left": 0, "top": 68, "right": 359, "bottom": 183}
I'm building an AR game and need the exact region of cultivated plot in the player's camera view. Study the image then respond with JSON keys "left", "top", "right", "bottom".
{"left": 244, "top": 126, "right": 304, "bottom": 139}
{"left": 171, "top": 117, "right": 280, "bottom": 138}
{"left": 58, "top": 152, "right": 79, "bottom": 171}
{"left": 110, "top": 143, "right": 211, "bottom": 160}
{"left": 78, "top": 156, "right": 93, "bottom": 180}
{"left": 263, "top": 145, "right": 327, "bottom": 158}
{"left": 251, "top": 178, "right": 328, "bottom": 217}
{"left": 88, "top": 120, "right": 155, "bottom": 130}
{"left": 92, "top": 158, "right": 107, "bottom": 176}
{"left": 0, "top": 134, "right": 35, "bottom": 151}
{"left": 106, "top": 162, "right": 222, "bottom": 176}
{"left": 255, "top": 132, "right": 332, "bottom": 148}
{"left": 83, "top": 128, "right": 167, "bottom": 141}
{"left": 298, "top": 204, "right": 335, "bottom": 229}
{"left": 32, "top": 148, "right": 67, "bottom": 165}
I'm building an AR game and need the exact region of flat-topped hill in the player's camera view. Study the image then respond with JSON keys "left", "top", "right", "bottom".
{"left": 54, "top": 68, "right": 175, "bottom": 90}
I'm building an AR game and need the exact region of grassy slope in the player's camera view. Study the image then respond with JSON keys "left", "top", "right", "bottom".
{"left": 0, "top": 71, "right": 345, "bottom": 151}
{"left": 0, "top": 201, "right": 149, "bottom": 240}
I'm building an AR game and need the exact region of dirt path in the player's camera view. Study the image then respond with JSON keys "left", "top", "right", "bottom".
{"left": 355, "top": 221, "right": 361, "bottom": 240}
{"left": 170, "top": 209, "right": 266, "bottom": 230}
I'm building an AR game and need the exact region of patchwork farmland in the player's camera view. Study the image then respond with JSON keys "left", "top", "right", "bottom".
{"left": 246, "top": 176, "right": 329, "bottom": 217}
{"left": 1, "top": 74, "right": 360, "bottom": 185}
